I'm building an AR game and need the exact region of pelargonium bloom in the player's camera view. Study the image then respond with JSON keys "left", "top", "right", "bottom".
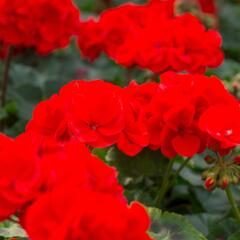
{"left": 78, "top": 1, "right": 223, "bottom": 74}
{"left": 21, "top": 187, "right": 151, "bottom": 240}
{"left": 117, "top": 81, "right": 157, "bottom": 156}
{"left": 26, "top": 94, "right": 69, "bottom": 142}
{"left": 0, "top": 133, "right": 43, "bottom": 221}
{"left": 0, "top": 0, "right": 80, "bottom": 55}
{"left": 147, "top": 72, "right": 239, "bottom": 158}
{"left": 59, "top": 80, "right": 125, "bottom": 148}
{"left": 27, "top": 80, "right": 125, "bottom": 149}
{"left": 199, "top": 105, "right": 240, "bottom": 150}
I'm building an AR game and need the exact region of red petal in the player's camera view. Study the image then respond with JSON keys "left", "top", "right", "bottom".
{"left": 172, "top": 134, "right": 200, "bottom": 157}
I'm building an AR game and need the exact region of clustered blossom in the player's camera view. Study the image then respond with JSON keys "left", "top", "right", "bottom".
{"left": 78, "top": 0, "right": 223, "bottom": 74}
{"left": 0, "top": 0, "right": 80, "bottom": 55}
{"left": 0, "top": 133, "right": 151, "bottom": 239}
{"left": 26, "top": 74, "right": 240, "bottom": 159}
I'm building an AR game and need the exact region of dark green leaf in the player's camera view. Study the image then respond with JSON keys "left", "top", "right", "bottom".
{"left": 148, "top": 208, "right": 207, "bottom": 240}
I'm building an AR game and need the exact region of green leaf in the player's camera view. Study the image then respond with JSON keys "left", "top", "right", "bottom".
{"left": 207, "top": 218, "right": 240, "bottom": 240}
{"left": 106, "top": 147, "right": 169, "bottom": 178}
{"left": 0, "top": 221, "right": 26, "bottom": 238}
{"left": 186, "top": 213, "right": 222, "bottom": 236}
{"left": 219, "top": 1, "right": 240, "bottom": 60}
{"left": 193, "top": 188, "right": 229, "bottom": 214}
{"left": 228, "top": 231, "right": 240, "bottom": 240}
{"left": 147, "top": 207, "right": 207, "bottom": 240}
{"left": 0, "top": 108, "right": 7, "bottom": 120}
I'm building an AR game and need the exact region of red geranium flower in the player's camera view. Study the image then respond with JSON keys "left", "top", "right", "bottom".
{"left": 0, "top": 133, "right": 43, "bottom": 221}
{"left": 117, "top": 81, "right": 157, "bottom": 156}
{"left": 0, "top": 0, "right": 80, "bottom": 55}
{"left": 199, "top": 105, "right": 240, "bottom": 150}
{"left": 59, "top": 80, "right": 125, "bottom": 148}
{"left": 21, "top": 187, "right": 151, "bottom": 240}
{"left": 26, "top": 94, "right": 70, "bottom": 142}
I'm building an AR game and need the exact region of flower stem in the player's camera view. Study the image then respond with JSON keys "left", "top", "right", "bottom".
{"left": 0, "top": 45, "right": 13, "bottom": 130}
{"left": 225, "top": 186, "right": 240, "bottom": 222}
{"left": 154, "top": 158, "right": 175, "bottom": 207}
{"left": 175, "top": 157, "right": 191, "bottom": 177}
{"left": 1, "top": 45, "right": 13, "bottom": 108}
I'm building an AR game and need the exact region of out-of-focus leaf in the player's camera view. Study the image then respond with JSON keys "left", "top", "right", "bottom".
{"left": 106, "top": 147, "right": 169, "bottom": 178}
{"left": 0, "top": 221, "right": 27, "bottom": 238}
{"left": 148, "top": 207, "right": 207, "bottom": 240}
{"left": 186, "top": 213, "right": 222, "bottom": 236}
{"left": 207, "top": 218, "right": 240, "bottom": 240}
{"left": 228, "top": 231, "right": 240, "bottom": 240}
{"left": 219, "top": 1, "right": 240, "bottom": 60}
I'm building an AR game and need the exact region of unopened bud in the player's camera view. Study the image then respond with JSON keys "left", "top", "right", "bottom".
{"left": 205, "top": 177, "right": 215, "bottom": 191}
{"left": 219, "top": 177, "right": 229, "bottom": 189}
{"left": 232, "top": 82, "right": 238, "bottom": 90}
{"left": 234, "top": 156, "right": 240, "bottom": 165}
{"left": 204, "top": 156, "right": 216, "bottom": 164}
{"left": 230, "top": 173, "right": 239, "bottom": 185}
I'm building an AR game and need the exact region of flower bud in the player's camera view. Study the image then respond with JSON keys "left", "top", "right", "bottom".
{"left": 205, "top": 177, "right": 215, "bottom": 191}
{"left": 219, "top": 177, "right": 229, "bottom": 189}
{"left": 234, "top": 156, "right": 240, "bottom": 165}
{"left": 230, "top": 172, "right": 239, "bottom": 185}
{"left": 204, "top": 156, "right": 216, "bottom": 164}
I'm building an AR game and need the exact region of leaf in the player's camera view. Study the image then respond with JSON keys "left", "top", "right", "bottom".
{"left": 186, "top": 213, "right": 222, "bottom": 236}
{"left": 106, "top": 147, "right": 169, "bottom": 178}
{"left": 0, "top": 221, "right": 27, "bottom": 238}
{"left": 147, "top": 207, "right": 207, "bottom": 240}
{"left": 209, "top": 59, "right": 240, "bottom": 81}
{"left": 219, "top": 1, "right": 240, "bottom": 60}
{"left": 193, "top": 188, "right": 229, "bottom": 214}
{"left": 228, "top": 231, "right": 240, "bottom": 240}
{"left": 207, "top": 218, "right": 240, "bottom": 240}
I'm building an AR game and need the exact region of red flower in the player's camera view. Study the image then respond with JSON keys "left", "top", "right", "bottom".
{"left": 78, "top": 1, "right": 223, "bottom": 73}
{"left": 59, "top": 80, "right": 125, "bottom": 148}
{"left": 199, "top": 105, "right": 240, "bottom": 150}
{"left": 0, "top": 0, "right": 80, "bottom": 55}
{"left": 0, "top": 133, "right": 42, "bottom": 221}
{"left": 198, "top": 0, "right": 217, "bottom": 14}
{"left": 21, "top": 187, "right": 151, "bottom": 240}
{"left": 117, "top": 81, "right": 157, "bottom": 156}
{"left": 78, "top": 18, "right": 104, "bottom": 61}
{"left": 26, "top": 94, "right": 70, "bottom": 142}
{"left": 40, "top": 141, "right": 124, "bottom": 199}
{"left": 161, "top": 103, "right": 202, "bottom": 157}
{"left": 147, "top": 72, "right": 239, "bottom": 158}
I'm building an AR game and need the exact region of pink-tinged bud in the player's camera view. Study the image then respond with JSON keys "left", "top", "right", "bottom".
{"left": 234, "top": 156, "right": 240, "bottom": 165}
{"left": 205, "top": 177, "right": 215, "bottom": 191}
{"left": 232, "top": 82, "right": 238, "bottom": 90}
{"left": 204, "top": 156, "right": 215, "bottom": 164}
{"left": 219, "top": 178, "right": 228, "bottom": 189}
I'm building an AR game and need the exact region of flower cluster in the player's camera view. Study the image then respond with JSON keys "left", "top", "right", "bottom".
{"left": 0, "top": 0, "right": 80, "bottom": 55}
{"left": 26, "top": 74, "right": 240, "bottom": 159}
{"left": 147, "top": 72, "right": 240, "bottom": 158}
{"left": 78, "top": 0, "right": 223, "bottom": 73}
{"left": 0, "top": 132, "right": 151, "bottom": 239}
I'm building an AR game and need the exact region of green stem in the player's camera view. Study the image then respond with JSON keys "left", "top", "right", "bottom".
{"left": 154, "top": 159, "right": 175, "bottom": 207}
{"left": 216, "top": 152, "right": 225, "bottom": 166}
{"left": 225, "top": 186, "right": 240, "bottom": 222}
{"left": 0, "top": 45, "right": 13, "bottom": 130}
{"left": 1, "top": 45, "right": 13, "bottom": 107}
{"left": 175, "top": 157, "right": 191, "bottom": 177}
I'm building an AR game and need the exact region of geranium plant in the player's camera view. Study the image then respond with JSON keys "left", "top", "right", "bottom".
{"left": 1, "top": 0, "right": 240, "bottom": 239}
